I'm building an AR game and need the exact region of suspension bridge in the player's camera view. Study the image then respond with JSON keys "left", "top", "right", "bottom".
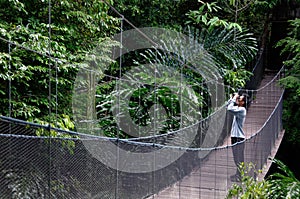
{"left": 0, "top": 2, "right": 286, "bottom": 199}
{"left": 0, "top": 46, "right": 285, "bottom": 199}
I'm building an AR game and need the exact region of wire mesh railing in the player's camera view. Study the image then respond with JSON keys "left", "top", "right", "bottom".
{"left": 0, "top": 22, "right": 285, "bottom": 198}
{"left": 0, "top": 65, "right": 284, "bottom": 198}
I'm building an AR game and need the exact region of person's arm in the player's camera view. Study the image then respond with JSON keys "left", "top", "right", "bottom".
{"left": 227, "top": 93, "right": 238, "bottom": 106}
{"left": 227, "top": 93, "right": 243, "bottom": 115}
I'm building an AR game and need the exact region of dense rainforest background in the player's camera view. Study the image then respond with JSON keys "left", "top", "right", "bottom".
{"left": 1, "top": 0, "right": 300, "bottom": 198}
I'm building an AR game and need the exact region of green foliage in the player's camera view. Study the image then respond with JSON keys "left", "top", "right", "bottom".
{"left": 3, "top": 168, "right": 49, "bottom": 199}
{"left": 2, "top": 161, "right": 87, "bottom": 199}
{"left": 186, "top": 1, "right": 242, "bottom": 32}
{"left": 268, "top": 159, "right": 300, "bottom": 198}
{"left": 186, "top": 26, "right": 256, "bottom": 90}
{"left": 277, "top": 19, "right": 300, "bottom": 75}
{"left": 201, "top": 28, "right": 257, "bottom": 69}
{"left": 114, "top": 0, "right": 188, "bottom": 29}
{"left": 226, "top": 162, "right": 271, "bottom": 199}
{"left": 96, "top": 55, "right": 204, "bottom": 138}
{"left": 95, "top": 24, "right": 257, "bottom": 138}
{"left": 277, "top": 18, "right": 300, "bottom": 145}
{"left": 30, "top": 114, "right": 77, "bottom": 154}
{"left": 0, "top": 0, "right": 258, "bottom": 143}
{"left": 224, "top": 69, "right": 253, "bottom": 92}
{"left": 0, "top": 0, "right": 120, "bottom": 129}
{"left": 72, "top": 38, "right": 120, "bottom": 137}
{"left": 227, "top": 160, "right": 300, "bottom": 198}
{"left": 185, "top": 1, "right": 258, "bottom": 91}
{"left": 209, "top": 0, "right": 283, "bottom": 42}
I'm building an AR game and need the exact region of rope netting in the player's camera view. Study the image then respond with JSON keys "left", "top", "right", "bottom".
{"left": 0, "top": 64, "right": 284, "bottom": 199}
{"left": 0, "top": 1, "right": 285, "bottom": 198}
{"left": 0, "top": 35, "right": 285, "bottom": 199}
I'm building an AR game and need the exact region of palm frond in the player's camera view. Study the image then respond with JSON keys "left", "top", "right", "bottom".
{"left": 185, "top": 26, "right": 258, "bottom": 69}
{"left": 268, "top": 159, "right": 300, "bottom": 198}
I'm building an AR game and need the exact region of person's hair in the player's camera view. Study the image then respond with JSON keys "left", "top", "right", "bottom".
{"left": 241, "top": 93, "right": 249, "bottom": 109}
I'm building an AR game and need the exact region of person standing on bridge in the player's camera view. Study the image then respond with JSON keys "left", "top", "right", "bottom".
{"left": 227, "top": 92, "right": 247, "bottom": 182}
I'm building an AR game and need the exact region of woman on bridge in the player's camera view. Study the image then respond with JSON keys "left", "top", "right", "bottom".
{"left": 227, "top": 93, "right": 247, "bottom": 182}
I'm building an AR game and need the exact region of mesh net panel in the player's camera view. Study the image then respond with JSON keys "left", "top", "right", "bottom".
{"left": 0, "top": 68, "right": 284, "bottom": 198}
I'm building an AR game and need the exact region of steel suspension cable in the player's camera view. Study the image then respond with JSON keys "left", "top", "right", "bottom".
{"left": 48, "top": 0, "right": 52, "bottom": 197}
{"left": 48, "top": 0, "right": 52, "bottom": 122}
{"left": 55, "top": 59, "right": 58, "bottom": 127}
{"left": 8, "top": 41, "right": 11, "bottom": 119}
{"left": 115, "top": 15, "right": 124, "bottom": 198}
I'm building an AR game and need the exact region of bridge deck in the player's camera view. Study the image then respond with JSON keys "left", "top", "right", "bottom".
{"left": 147, "top": 71, "right": 285, "bottom": 199}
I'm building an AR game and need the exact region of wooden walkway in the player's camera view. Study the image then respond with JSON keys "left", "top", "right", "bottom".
{"left": 147, "top": 71, "right": 285, "bottom": 199}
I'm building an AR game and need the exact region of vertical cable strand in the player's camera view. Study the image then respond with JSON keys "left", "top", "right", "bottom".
{"left": 55, "top": 59, "right": 58, "bottom": 127}
{"left": 8, "top": 41, "right": 11, "bottom": 118}
{"left": 48, "top": 0, "right": 52, "bottom": 198}
{"left": 115, "top": 16, "right": 124, "bottom": 199}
